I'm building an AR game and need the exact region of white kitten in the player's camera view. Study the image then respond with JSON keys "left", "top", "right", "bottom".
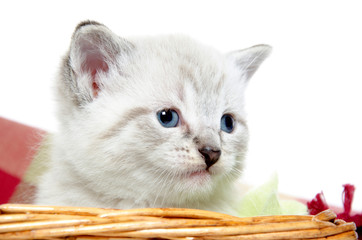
{"left": 36, "top": 21, "right": 271, "bottom": 215}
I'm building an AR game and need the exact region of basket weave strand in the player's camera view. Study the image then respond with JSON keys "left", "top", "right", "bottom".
{"left": 0, "top": 204, "right": 357, "bottom": 240}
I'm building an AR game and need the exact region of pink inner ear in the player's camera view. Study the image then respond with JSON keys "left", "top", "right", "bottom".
{"left": 92, "top": 81, "right": 100, "bottom": 98}
{"left": 82, "top": 52, "right": 109, "bottom": 98}
{"left": 86, "top": 55, "right": 109, "bottom": 76}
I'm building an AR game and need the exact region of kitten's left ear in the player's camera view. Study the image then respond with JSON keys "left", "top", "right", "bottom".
{"left": 228, "top": 44, "right": 272, "bottom": 81}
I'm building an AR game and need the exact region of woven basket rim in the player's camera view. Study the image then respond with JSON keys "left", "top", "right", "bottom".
{"left": 0, "top": 204, "right": 357, "bottom": 240}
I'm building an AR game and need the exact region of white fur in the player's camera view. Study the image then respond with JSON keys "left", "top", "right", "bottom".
{"left": 36, "top": 21, "right": 271, "bottom": 216}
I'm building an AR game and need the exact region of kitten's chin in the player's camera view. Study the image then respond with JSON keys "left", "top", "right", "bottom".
{"left": 188, "top": 169, "right": 210, "bottom": 179}
{"left": 183, "top": 169, "right": 212, "bottom": 186}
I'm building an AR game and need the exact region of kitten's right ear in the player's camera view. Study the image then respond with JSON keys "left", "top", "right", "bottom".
{"left": 67, "top": 20, "right": 133, "bottom": 101}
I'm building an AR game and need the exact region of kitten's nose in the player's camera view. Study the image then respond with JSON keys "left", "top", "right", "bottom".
{"left": 198, "top": 146, "right": 221, "bottom": 169}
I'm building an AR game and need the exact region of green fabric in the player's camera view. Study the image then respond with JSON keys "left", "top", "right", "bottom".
{"left": 237, "top": 173, "right": 308, "bottom": 217}
{"left": 23, "top": 135, "right": 51, "bottom": 185}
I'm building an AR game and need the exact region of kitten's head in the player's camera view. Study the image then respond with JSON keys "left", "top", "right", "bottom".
{"left": 57, "top": 21, "right": 271, "bottom": 206}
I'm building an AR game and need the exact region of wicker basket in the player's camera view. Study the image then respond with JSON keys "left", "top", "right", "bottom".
{"left": 0, "top": 204, "right": 357, "bottom": 240}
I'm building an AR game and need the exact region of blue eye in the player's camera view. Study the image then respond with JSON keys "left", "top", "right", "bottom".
{"left": 157, "top": 109, "right": 179, "bottom": 128}
{"left": 221, "top": 114, "right": 234, "bottom": 133}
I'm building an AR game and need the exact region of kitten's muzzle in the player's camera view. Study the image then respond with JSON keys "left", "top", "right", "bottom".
{"left": 198, "top": 147, "right": 221, "bottom": 169}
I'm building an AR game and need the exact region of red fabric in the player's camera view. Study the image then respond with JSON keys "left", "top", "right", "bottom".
{"left": 0, "top": 117, "right": 44, "bottom": 204}
{"left": 307, "top": 191, "right": 329, "bottom": 215}
{"left": 0, "top": 168, "right": 20, "bottom": 203}
{"left": 308, "top": 184, "right": 362, "bottom": 239}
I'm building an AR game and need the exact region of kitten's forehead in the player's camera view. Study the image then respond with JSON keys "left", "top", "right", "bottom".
{"left": 131, "top": 35, "right": 231, "bottom": 106}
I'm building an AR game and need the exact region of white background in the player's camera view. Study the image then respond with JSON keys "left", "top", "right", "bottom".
{"left": 1, "top": 1, "right": 361, "bottom": 211}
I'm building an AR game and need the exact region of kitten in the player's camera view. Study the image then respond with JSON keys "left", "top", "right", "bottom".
{"left": 35, "top": 20, "right": 271, "bottom": 215}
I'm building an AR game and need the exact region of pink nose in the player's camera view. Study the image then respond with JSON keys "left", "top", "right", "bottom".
{"left": 198, "top": 147, "right": 221, "bottom": 169}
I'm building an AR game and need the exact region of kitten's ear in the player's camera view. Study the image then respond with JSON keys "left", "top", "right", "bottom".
{"left": 68, "top": 21, "right": 133, "bottom": 99}
{"left": 228, "top": 44, "right": 272, "bottom": 81}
